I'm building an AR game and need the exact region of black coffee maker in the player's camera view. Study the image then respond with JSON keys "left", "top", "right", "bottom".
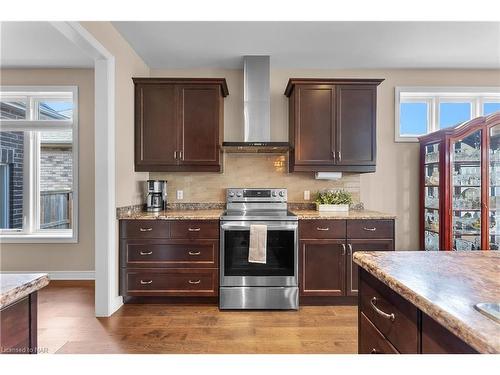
{"left": 145, "top": 180, "right": 167, "bottom": 212}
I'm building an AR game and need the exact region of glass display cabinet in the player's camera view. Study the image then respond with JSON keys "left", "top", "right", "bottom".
{"left": 419, "top": 112, "right": 500, "bottom": 251}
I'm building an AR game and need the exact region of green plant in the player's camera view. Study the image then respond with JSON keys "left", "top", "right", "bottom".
{"left": 313, "top": 190, "right": 353, "bottom": 205}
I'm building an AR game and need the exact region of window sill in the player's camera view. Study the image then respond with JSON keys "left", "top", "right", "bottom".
{"left": 0, "top": 233, "right": 77, "bottom": 244}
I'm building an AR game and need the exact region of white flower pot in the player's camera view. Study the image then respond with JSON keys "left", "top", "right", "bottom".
{"left": 316, "top": 204, "right": 349, "bottom": 212}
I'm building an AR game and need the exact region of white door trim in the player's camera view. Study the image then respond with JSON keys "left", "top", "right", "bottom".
{"left": 51, "top": 22, "right": 120, "bottom": 317}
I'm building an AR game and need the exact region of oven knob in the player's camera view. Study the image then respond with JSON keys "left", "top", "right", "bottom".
{"left": 228, "top": 191, "right": 235, "bottom": 197}
{"left": 279, "top": 191, "right": 285, "bottom": 197}
{"left": 272, "top": 191, "right": 277, "bottom": 197}
{"left": 236, "top": 192, "right": 242, "bottom": 197}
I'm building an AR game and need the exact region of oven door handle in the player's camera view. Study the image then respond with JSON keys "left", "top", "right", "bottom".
{"left": 220, "top": 223, "right": 297, "bottom": 231}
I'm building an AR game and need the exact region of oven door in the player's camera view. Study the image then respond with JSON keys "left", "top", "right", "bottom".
{"left": 220, "top": 220, "right": 298, "bottom": 287}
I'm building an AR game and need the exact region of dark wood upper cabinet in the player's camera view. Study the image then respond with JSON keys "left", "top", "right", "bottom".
{"left": 294, "top": 85, "right": 335, "bottom": 166}
{"left": 285, "top": 78, "right": 383, "bottom": 173}
{"left": 133, "top": 78, "right": 228, "bottom": 172}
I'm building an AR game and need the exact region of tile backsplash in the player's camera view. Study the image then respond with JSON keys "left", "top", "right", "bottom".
{"left": 150, "top": 153, "right": 360, "bottom": 203}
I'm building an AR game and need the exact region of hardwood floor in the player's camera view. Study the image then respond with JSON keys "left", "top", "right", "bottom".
{"left": 37, "top": 281, "right": 358, "bottom": 354}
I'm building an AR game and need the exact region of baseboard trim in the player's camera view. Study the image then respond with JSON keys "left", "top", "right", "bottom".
{"left": 1, "top": 270, "right": 95, "bottom": 280}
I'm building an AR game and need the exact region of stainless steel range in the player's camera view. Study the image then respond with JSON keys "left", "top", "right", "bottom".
{"left": 219, "top": 188, "right": 298, "bottom": 310}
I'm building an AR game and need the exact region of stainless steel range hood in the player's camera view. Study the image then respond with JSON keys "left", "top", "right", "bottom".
{"left": 223, "top": 56, "right": 289, "bottom": 153}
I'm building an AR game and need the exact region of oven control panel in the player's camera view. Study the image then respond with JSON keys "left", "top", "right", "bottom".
{"left": 226, "top": 188, "right": 287, "bottom": 202}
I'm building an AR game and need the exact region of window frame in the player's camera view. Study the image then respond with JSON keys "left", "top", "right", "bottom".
{"left": 0, "top": 86, "right": 78, "bottom": 243}
{"left": 395, "top": 86, "right": 500, "bottom": 143}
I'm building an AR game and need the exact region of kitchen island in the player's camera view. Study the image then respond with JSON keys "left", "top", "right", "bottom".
{"left": 353, "top": 251, "right": 500, "bottom": 354}
{"left": 0, "top": 273, "right": 49, "bottom": 354}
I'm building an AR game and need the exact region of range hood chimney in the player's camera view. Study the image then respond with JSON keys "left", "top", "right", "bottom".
{"left": 223, "top": 55, "right": 289, "bottom": 153}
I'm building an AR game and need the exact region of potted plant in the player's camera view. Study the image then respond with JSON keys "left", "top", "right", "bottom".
{"left": 313, "top": 189, "right": 353, "bottom": 212}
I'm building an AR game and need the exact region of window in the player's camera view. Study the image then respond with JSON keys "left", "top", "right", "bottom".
{"left": 395, "top": 87, "right": 500, "bottom": 142}
{"left": 0, "top": 86, "right": 78, "bottom": 242}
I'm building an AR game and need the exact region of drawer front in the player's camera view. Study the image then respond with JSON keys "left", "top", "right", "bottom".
{"left": 170, "top": 220, "right": 219, "bottom": 239}
{"left": 124, "top": 269, "right": 218, "bottom": 296}
{"left": 299, "top": 220, "right": 346, "bottom": 239}
{"left": 120, "top": 220, "right": 170, "bottom": 239}
{"left": 0, "top": 297, "right": 30, "bottom": 353}
{"left": 123, "top": 240, "right": 218, "bottom": 268}
{"left": 421, "top": 313, "right": 477, "bottom": 354}
{"left": 347, "top": 220, "right": 393, "bottom": 239}
{"left": 359, "top": 312, "right": 399, "bottom": 354}
{"left": 360, "top": 269, "right": 419, "bottom": 354}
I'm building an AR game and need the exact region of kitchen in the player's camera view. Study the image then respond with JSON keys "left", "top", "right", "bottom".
{"left": 0, "top": 6, "right": 499, "bottom": 371}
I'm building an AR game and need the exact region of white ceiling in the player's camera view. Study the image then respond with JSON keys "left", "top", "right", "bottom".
{"left": 0, "top": 22, "right": 94, "bottom": 68}
{"left": 113, "top": 21, "right": 500, "bottom": 69}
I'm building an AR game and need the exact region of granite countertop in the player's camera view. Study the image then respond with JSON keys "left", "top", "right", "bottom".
{"left": 119, "top": 209, "right": 223, "bottom": 220}
{"left": 118, "top": 208, "right": 395, "bottom": 220}
{"left": 353, "top": 251, "right": 500, "bottom": 354}
{"left": 291, "top": 209, "right": 396, "bottom": 220}
{"left": 0, "top": 273, "right": 50, "bottom": 309}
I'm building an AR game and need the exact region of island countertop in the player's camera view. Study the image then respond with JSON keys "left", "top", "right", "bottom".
{"left": 0, "top": 273, "right": 50, "bottom": 309}
{"left": 353, "top": 251, "right": 500, "bottom": 354}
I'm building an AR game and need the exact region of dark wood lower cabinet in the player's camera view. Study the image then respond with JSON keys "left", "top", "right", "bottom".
{"left": 120, "top": 219, "right": 219, "bottom": 302}
{"left": 300, "top": 240, "right": 346, "bottom": 296}
{"left": 0, "top": 293, "right": 38, "bottom": 354}
{"left": 347, "top": 239, "right": 394, "bottom": 296}
{"left": 299, "top": 219, "right": 395, "bottom": 303}
{"left": 359, "top": 312, "right": 399, "bottom": 354}
{"left": 358, "top": 269, "right": 478, "bottom": 354}
{"left": 421, "top": 313, "right": 477, "bottom": 354}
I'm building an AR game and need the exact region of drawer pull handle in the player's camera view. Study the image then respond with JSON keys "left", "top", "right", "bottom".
{"left": 139, "top": 227, "right": 153, "bottom": 232}
{"left": 140, "top": 250, "right": 153, "bottom": 255}
{"left": 188, "top": 228, "right": 201, "bottom": 232}
{"left": 188, "top": 251, "right": 201, "bottom": 256}
{"left": 363, "top": 227, "right": 377, "bottom": 232}
{"left": 371, "top": 348, "right": 377, "bottom": 354}
{"left": 370, "top": 297, "right": 395, "bottom": 321}
{"left": 188, "top": 279, "right": 201, "bottom": 284}
{"left": 316, "top": 227, "right": 330, "bottom": 231}
{"left": 140, "top": 279, "right": 153, "bottom": 285}
{"left": 341, "top": 244, "right": 346, "bottom": 256}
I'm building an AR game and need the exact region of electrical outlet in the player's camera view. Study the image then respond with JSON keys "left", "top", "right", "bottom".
{"left": 176, "top": 190, "right": 184, "bottom": 200}
{"left": 304, "top": 190, "right": 310, "bottom": 200}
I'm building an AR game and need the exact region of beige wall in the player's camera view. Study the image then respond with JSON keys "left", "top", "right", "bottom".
{"left": 0, "top": 69, "right": 95, "bottom": 271}
{"left": 81, "top": 22, "right": 150, "bottom": 208}
{"left": 152, "top": 68, "right": 500, "bottom": 250}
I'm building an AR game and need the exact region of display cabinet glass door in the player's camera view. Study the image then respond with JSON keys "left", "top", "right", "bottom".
{"left": 424, "top": 143, "right": 440, "bottom": 251}
{"left": 489, "top": 124, "right": 500, "bottom": 250}
{"left": 451, "top": 130, "right": 482, "bottom": 250}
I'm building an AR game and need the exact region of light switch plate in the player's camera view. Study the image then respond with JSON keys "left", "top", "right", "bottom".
{"left": 304, "top": 190, "right": 310, "bottom": 200}
{"left": 176, "top": 190, "right": 183, "bottom": 200}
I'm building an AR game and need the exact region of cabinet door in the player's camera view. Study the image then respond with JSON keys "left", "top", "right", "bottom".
{"left": 135, "top": 84, "right": 178, "bottom": 170}
{"left": 177, "top": 85, "right": 220, "bottom": 166}
{"left": 300, "top": 239, "right": 345, "bottom": 296}
{"left": 294, "top": 85, "right": 335, "bottom": 165}
{"left": 346, "top": 239, "right": 394, "bottom": 296}
{"left": 335, "top": 85, "right": 376, "bottom": 166}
